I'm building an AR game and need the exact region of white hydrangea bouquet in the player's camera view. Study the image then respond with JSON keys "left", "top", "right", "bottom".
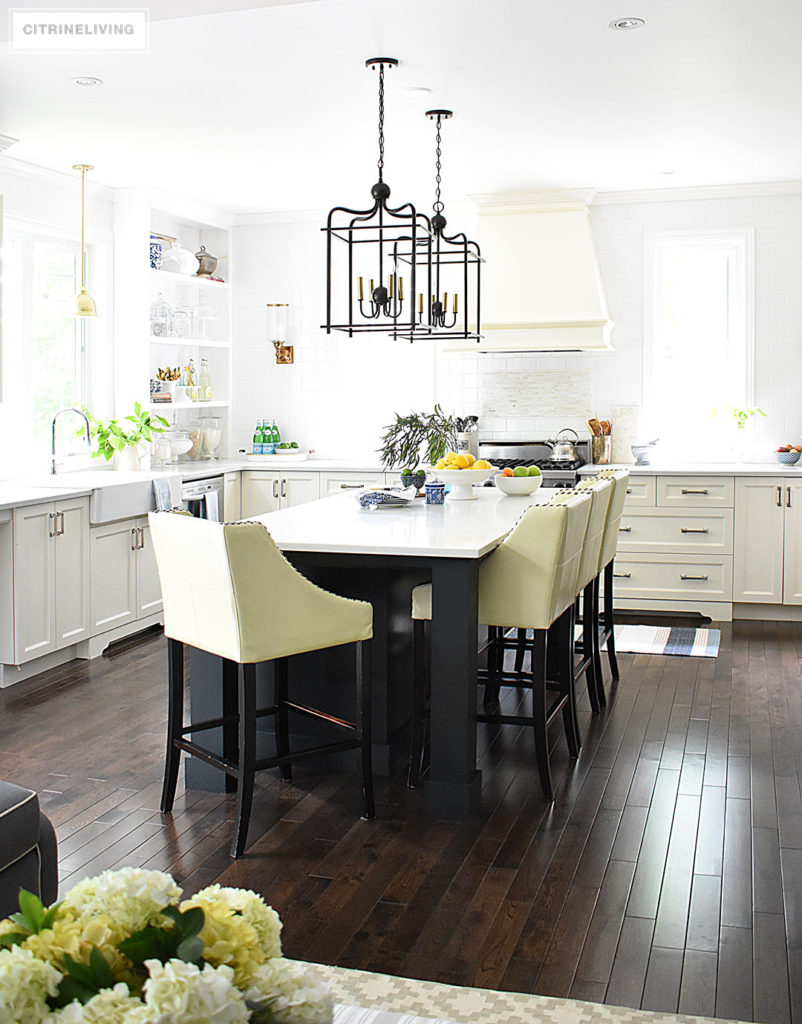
{"left": 0, "top": 867, "right": 333, "bottom": 1024}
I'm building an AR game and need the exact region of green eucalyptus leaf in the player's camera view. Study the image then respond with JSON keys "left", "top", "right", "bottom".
{"left": 0, "top": 932, "right": 28, "bottom": 948}
{"left": 41, "top": 903, "right": 62, "bottom": 930}
{"left": 51, "top": 975, "right": 98, "bottom": 1008}
{"left": 176, "top": 934, "right": 204, "bottom": 964}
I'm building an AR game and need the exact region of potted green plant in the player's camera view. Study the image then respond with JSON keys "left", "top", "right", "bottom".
{"left": 378, "top": 405, "right": 459, "bottom": 488}
{"left": 80, "top": 402, "right": 170, "bottom": 470}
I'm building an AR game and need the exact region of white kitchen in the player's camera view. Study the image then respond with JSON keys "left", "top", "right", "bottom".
{"left": 0, "top": 2, "right": 801, "bottom": 1023}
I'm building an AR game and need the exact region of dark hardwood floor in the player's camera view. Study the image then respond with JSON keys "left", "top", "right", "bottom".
{"left": 2, "top": 619, "right": 801, "bottom": 1022}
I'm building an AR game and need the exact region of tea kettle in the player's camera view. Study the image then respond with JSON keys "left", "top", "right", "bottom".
{"left": 545, "top": 427, "right": 580, "bottom": 461}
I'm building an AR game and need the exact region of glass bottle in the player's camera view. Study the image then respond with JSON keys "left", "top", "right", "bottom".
{"left": 272, "top": 419, "right": 280, "bottom": 444}
{"left": 199, "top": 357, "right": 212, "bottom": 402}
{"left": 253, "top": 421, "right": 263, "bottom": 455}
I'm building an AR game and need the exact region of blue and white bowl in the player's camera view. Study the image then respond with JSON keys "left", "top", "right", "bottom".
{"left": 774, "top": 451, "right": 801, "bottom": 465}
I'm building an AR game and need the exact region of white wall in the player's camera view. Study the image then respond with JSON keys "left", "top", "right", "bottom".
{"left": 228, "top": 186, "right": 802, "bottom": 461}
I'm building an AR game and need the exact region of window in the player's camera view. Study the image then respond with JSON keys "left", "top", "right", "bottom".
{"left": 644, "top": 231, "right": 754, "bottom": 457}
{"left": 1, "top": 226, "right": 88, "bottom": 471}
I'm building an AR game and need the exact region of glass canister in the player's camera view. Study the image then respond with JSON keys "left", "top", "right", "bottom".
{"left": 150, "top": 292, "right": 173, "bottom": 336}
{"left": 201, "top": 416, "right": 223, "bottom": 460}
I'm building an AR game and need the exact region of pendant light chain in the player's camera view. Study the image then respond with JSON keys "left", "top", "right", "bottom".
{"left": 377, "top": 61, "right": 386, "bottom": 183}
{"left": 434, "top": 113, "right": 444, "bottom": 214}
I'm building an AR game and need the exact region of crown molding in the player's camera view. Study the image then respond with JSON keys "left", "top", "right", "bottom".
{"left": 592, "top": 180, "right": 802, "bottom": 205}
{"left": 0, "top": 153, "right": 114, "bottom": 196}
{"left": 469, "top": 188, "right": 596, "bottom": 214}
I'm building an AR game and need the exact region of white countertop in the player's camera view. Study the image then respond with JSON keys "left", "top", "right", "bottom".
{"left": 252, "top": 488, "right": 544, "bottom": 559}
{"left": 578, "top": 461, "right": 801, "bottom": 477}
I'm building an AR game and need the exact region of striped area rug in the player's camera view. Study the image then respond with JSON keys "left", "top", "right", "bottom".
{"left": 603, "top": 624, "right": 720, "bottom": 657}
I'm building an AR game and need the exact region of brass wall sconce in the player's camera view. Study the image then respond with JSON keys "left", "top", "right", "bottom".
{"left": 267, "top": 303, "right": 293, "bottom": 364}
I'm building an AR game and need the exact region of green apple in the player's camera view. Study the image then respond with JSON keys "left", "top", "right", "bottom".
{"left": 513, "top": 466, "right": 528, "bottom": 477}
{"left": 527, "top": 465, "right": 542, "bottom": 476}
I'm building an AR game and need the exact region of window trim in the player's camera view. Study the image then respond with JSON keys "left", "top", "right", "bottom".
{"left": 643, "top": 228, "right": 756, "bottom": 427}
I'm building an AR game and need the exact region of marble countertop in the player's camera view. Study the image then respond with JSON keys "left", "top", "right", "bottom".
{"left": 252, "top": 487, "right": 545, "bottom": 559}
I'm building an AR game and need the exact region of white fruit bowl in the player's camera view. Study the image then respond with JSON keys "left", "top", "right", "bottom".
{"left": 494, "top": 473, "right": 543, "bottom": 496}
{"left": 427, "top": 466, "right": 496, "bottom": 500}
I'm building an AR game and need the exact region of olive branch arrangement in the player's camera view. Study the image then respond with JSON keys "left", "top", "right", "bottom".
{"left": 378, "top": 405, "right": 459, "bottom": 470}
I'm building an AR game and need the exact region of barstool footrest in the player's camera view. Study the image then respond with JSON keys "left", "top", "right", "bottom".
{"left": 478, "top": 693, "right": 567, "bottom": 729}
{"left": 179, "top": 705, "right": 278, "bottom": 736}
{"left": 283, "top": 700, "right": 356, "bottom": 731}
{"left": 255, "top": 737, "right": 360, "bottom": 771}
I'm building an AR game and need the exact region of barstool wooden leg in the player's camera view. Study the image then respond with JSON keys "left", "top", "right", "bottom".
{"left": 232, "top": 663, "right": 257, "bottom": 858}
{"left": 222, "top": 659, "right": 239, "bottom": 793}
{"left": 274, "top": 657, "right": 292, "bottom": 781}
{"left": 408, "top": 621, "right": 426, "bottom": 788}
{"left": 357, "top": 641, "right": 375, "bottom": 820}
{"left": 558, "top": 607, "right": 581, "bottom": 758}
{"left": 514, "top": 626, "right": 527, "bottom": 673}
{"left": 590, "top": 576, "right": 606, "bottom": 707}
{"left": 483, "top": 626, "right": 502, "bottom": 709}
{"left": 161, "top": 638, "right": 184, "bottom": 814}
{"left": 604, "top": 561, "right": 620, "bottom": 681}
{"left": 531, "top": 630, "right": 553, "bottom": 802}
{"left": 582, "top": 583, "right": 600, "bottom": 714}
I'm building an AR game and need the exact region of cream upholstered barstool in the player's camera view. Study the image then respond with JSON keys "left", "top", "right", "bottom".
{"left": 548, "top": 479, "right": 613, "bottom": 712}
{"left": 408, "top": 492, "right": 592, "bottom": 800}
{"left": 148, "top": 511, "right": 375, "bottom": 858}
{"left": 577, "top": 468, "right": 630, "bottom": 697}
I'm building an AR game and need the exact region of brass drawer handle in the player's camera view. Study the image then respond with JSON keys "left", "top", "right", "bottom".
{"left": 680, "top": 574, "right": 709, "bottom": 581}
{"left": 131, "top": 527, "right": 138, "bottom": 551}
{"left": 788, "top": 486, "right": 792, "bottom": 508}
{"left": 681, "top": 527, "right": 709, "bottom": 534}
{"left": 619, "top": 526, "right": 632, "bottom": 532}
{"left": 777, "top": 486, "right": 783, "bottom": 507}
{"left": 613, "top": 571, "right": 631, "bottom": 579}
{"left": 340, "top": 483, "right": 365, "bottom": 489}
{"left": 48, "top": 512, "right": 57, "bottom": 538}
{"left": 681, "top": 488, "right": 709, "bottom": 495}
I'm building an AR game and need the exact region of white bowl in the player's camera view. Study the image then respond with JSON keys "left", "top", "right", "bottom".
{"left": 494, "top": 473, "right": 543, "bottom": 496}
{"left": 427, "top": 465, "right": 496, "bottom": 500}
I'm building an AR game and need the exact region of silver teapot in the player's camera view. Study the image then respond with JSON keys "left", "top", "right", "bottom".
{"left": 545, "top": 427, "right": 580, "bottom": 461}
{"left": 194, "top": 245, "right": 218, "bottom": 278}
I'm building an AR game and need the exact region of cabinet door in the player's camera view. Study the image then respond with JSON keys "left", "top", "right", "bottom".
{"left": 13, "top": 501, "right": 55, "bottom": 662}
{"left": 241, "top": 472, "right": 280, "bottom": 517}
{"left": 54, "top": 497, "right": 90, "bottom": 647}
{"left": 783, "top": 480, "right": 802, "bottom": 605}
{"left": 733, "top": 478, "right": 785, "bottom": 603}
{"left": 280, "top": 472, "right": 321, "bottom": 508}
{"left": 90, "top": 519, "right": 138, "bottom": 635}
{"left": 136, "top": 518, "right": 163, "bottom": 618}
{"left": 224, "top": 472, "right": 241, "bottom": 521}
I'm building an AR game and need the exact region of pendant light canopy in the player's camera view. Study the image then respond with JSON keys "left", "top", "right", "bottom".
{"left": 398, "top": 110, "right": 482, "bottom": 342}
{"left": 73, "top": 163, "right": 97, "bottom": 318}
{"left": 322, "top": 58, "right": 430, "bottom": 338}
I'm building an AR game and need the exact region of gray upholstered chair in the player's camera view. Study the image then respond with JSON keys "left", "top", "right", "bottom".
{"left": 0, "top": 782, "right": 58, "bottom": 918}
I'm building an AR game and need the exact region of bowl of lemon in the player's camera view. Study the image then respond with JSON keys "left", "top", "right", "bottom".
{"left": 428, "top": 451, "right": 496, "bottom": 500}
{"left": 494, "top": 465, "right": 543, "bottom": 496}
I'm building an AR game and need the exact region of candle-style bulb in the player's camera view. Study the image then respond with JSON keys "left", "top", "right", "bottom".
{"left": 443, "top": 293, "right": 448, "bottom": 311}
{"left": 358, "top": 276, "right": 364, "bottom": 300}
{"left": 453, "top": 293, "right": 458, "bottom": 313}
{"left": 399, "top": 277, "right": 404, "bottom": 300}
{"left": 389, "top": 274, "right": 394, "bottom": 299}
{"left": 418, "top": 294, "right": 423, "bottom": 314}
{"left": 369, "top": 279, "right": 374, "bottom": 296}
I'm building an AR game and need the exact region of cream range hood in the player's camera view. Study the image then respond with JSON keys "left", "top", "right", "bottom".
{"left": 452, "top": 191, "right": 614, "bottom": 353}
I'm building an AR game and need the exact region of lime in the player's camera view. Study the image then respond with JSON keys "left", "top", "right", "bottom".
{"left": 513, "top": 466, "right": 528, "bottom": 477}
{"left": 527, "top": 465, "right": 542, "bottom": 476}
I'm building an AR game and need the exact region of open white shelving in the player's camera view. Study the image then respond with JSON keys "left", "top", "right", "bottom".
{"left": 114, "top": 187, "right": 234, "bottom": 459}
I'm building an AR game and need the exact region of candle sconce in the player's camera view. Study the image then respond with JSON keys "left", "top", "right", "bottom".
{"left": 267, "top": 303, "right": 293, "bottom": 364}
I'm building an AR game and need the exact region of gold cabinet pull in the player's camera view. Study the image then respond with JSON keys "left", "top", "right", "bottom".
{"left": 613, "top": 571, "right": 631, "bottom": 579}
{"left": 681, "top": 527, "right": 709, "bottom": 534}
{"left": 681, "top": 488, "right": 709, "bottom": 495}
{"left": 680, "top": 574, "right": 709, "bottom": 581}
{"left": 777, "top": 486, "right": 783, "bottom": 507}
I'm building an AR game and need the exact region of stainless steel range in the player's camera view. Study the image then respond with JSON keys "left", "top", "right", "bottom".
{"left": 479, "top": 439, "right": 591, "bottom": 489}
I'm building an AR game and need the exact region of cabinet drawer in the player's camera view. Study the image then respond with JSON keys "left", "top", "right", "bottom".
{"left": 320, "top": 472, "right": 385, "bottom": 495}
{"left": 623, "top": 476, "right": 656, "bottom": 507}
{"left": 618, "top": 509, "right": 733, "bottom": 555}
{"left": 611, "top": 553, "right": 733, "bottom": 601}
{"left": 656, "top": 476, "right": 734, "bottom": 508}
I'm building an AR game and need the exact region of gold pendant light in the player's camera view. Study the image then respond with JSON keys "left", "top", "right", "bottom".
{"left": 73, "top": 163, "right": 97, "bottom": 317}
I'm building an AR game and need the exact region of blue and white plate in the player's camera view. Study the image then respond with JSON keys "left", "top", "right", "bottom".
{"left": 358, "top": 490, "right": 414, "bottom": 509}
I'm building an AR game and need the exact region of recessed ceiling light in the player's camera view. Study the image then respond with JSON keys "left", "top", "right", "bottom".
{"left": 609, "top": 17, "right": 645, "bottom": 30}
{"left": 405, "top": 86, "right": 432, "bottom": 97}
{"left": 71, "top": 76, "right": 103, "bottom": 87}
{"left": 661, "top": 170, "right": 677, "bottom": 176}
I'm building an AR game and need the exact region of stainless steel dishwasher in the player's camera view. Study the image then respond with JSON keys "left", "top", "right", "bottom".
{"left": 181, "top": 475, "right": 224, "bottom": 521}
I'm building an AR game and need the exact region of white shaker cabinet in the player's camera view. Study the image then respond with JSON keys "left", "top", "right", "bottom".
{"left": 90, "top": 516, "right": 162, "bottom": 636}
{"left": 240, "top": 471, "right": 320, "bottom": 517}
{"left": 13, "top": 497, "right": 90, "bottom": 663}
{"left": 733, "top": 477, "right": 802, "bottom": 604}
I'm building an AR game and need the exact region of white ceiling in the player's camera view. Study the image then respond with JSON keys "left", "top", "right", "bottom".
{"left": 2, "top": 0, "right": 802, "bottom": 213}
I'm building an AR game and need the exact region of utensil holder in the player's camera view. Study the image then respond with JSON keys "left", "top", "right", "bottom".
{"left": 591, "top": 435, "right": 612, "bottom": 464}
{"left": 457, "top": 432, "right": 479, "bottom": 458}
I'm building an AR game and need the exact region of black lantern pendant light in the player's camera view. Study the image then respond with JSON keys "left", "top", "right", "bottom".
{"left": 322, "top": 58, "right": 430, "bottom": 338}
{"left": 402, "top": 109, "right": 482, "bottom": 342}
